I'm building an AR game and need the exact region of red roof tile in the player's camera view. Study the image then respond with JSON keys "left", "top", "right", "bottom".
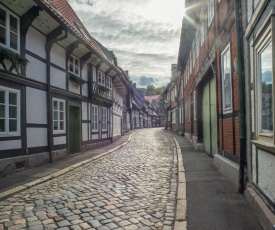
{"left": 145, "top": 95, "right": 160, "bottom": 103}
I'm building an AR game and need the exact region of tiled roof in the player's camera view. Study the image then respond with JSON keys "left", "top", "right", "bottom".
{"left": 145, "top": 95, "right": 160, "bottom": 103}
{"left": 41, "top": 0, "right": 104, "bottom": 57}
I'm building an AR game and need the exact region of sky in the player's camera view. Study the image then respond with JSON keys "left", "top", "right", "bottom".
{"left": 67, "top": 0, "right": 185, "bottom": 88}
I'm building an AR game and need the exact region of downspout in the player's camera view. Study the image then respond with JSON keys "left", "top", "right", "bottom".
{"left": 234, "top": 0, "right": 246, "bottom": 193}
{"left": 46, "top": 30, "right": 68, "bottom": 163}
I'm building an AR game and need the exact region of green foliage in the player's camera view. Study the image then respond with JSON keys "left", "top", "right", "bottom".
{"left": 137, "top": 84, "right": 166, "bottom": 96}
{"left": 69, "top": 73, "right": 86, "bottom": 85}
{"left": 0, "top": 46, "right": 29, "bottom": 69}
{"left": 98, "top": 84, "right": 110, "bottom": 93}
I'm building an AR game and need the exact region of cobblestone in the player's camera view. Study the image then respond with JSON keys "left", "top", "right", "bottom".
{"left": 0, "top": 129, "right": 176, "bottom": 229}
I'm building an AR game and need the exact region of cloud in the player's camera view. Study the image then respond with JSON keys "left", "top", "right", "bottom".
{"left": 137, "top": 76, "right": 156, "bottom": 86}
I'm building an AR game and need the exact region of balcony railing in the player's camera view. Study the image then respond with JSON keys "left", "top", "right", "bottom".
{"left": 92, "top": 81, "right": 112, "bottom": 99}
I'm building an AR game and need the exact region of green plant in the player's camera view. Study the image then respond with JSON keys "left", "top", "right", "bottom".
{"left": 0, "top": 46, "right": 29, "bottom": 69}
{"left": 69, "top": 73, "right": 86, "bottom": 85}
{"left": 98, "top": 84, "right": 110, "bottom": 93}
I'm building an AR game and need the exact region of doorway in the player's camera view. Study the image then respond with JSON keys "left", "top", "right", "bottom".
{"left": 68, "top": 104, "right": 81, "bottom": 154}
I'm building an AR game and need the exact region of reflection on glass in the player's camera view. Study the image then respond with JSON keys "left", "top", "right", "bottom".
{"left": 260, "top": 41, "right": 273, "bottom": 133}
{"left": 9, "top": 119, "right": 17, "bottom": 132}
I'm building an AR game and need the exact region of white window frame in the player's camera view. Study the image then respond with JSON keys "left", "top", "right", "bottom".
{"left": 91, "top": 104, "right": 98, "bottom": 132}
{"left": 0, "top": 5, "right": 20, "bottom": 52}
{"left": 102, "top": 107, "right": 107, "bottom": 131}
{"left": 98, "top": 70, "right": 105, "bottom": 86}
{"left": 68, "top": 55, "right": 80, "bottom": 76}
{"left": 53, "top": 98, "right": 66, "bottom": 134}
{"left": 208, "top": 0, "right": 214, "bottom": 27}
{"left": 221, "top": 44, "right": 233, "bottom": 113}
{"left": 0, "top": 86, "right": 20, "bottom": 136}
{"left": 254, "top": 21, "right": 273, "bottom": 138}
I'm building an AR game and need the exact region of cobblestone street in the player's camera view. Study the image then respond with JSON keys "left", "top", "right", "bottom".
{"left": 0, "top": 129, "right": 178, "bottom": 230}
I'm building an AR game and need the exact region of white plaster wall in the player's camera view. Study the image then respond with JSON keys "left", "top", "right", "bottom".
{"left": 82, "top": 64, "right": 88, "bottom": 81}
{"left": 92, "top": 66, "right": 96, "bottom": 81}
{"left": 0, "top": 140, "right": 21, "bottom": 150}
{"left": 26, "top": 87, "right": 47, "bottom": 124}
{"left": 113, "top": 115, "right": 121, "bottom": 137}
{"left": 82, "top": 102, "right": 88, "bottom": 120}
{"left": 92, "top": 134, "right": 99, "bottom": 139}
{"left": 258, "top": 149, "right": 275, "bottom": 202}
{"left": 50, "top": 67, "right": 66, "bottom": 89}
{"left": 27, "top": 128, "right": 48, "bottom": 148}
{"left": 252, "top": 144, "right": 257, "bottom": 183}
{"left": 50, "top": 44, "right": 66, "bottom": 69}
{"left": 82, "top": 83, "right": 88, "bottom": 97}
{"left": 26, "top": 26, "right": 46, "bottom": 59}
{"left": 82, "top": 123, "right": 88, "bottom": 141}
{"left": 102, "top": 134, "right": 107, "bottom": 138}
{"left": 26, "top": 55, "right": 47, "bottom": 83}
{"left": 53, "top": 136, "right": 66, "bottom": 145}
{"left": 69, "top": 81, "right": 80, "bottom": 94}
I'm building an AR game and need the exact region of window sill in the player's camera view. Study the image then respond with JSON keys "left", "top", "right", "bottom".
{"left": 251, "top": 140, "right": 275, "bottom": 155}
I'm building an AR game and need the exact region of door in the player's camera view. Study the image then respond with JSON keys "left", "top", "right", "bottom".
{"left": 69, "top": 105, "right": 81, "bottom": 154}
{"left": 202, "top": 76, "right": 217, "bottom": 156}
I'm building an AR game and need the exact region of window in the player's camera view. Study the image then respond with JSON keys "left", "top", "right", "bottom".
{"left": 193, "top": 90, "right": 197, "bottom": 121}
{"left": 102, "top": 107, "right": 107, "bottom": 130}
{"left": 53, "top": 99, "right": 65, "bottom": 133}
{"left": 221, "top": 44, "right": 232, "bottom": 113}
{"left": 0, "top": 86, "right": 20, "bottom": 136}
{"left": 68, "top": 56, "right": 79, "bottom": 75}
{"left": 106, "top": 76, "right": 112, "bottom": 89}
{"left": 208, "top": 0, "right": 214, "bottom": 27}
{"left": 255, "top": 26, "right": 273, "bottom": 134}
{"left": 91, "top": 105, "right": 98, "bottom": 131}
{"left": 0, "top": 5, "right": 20, "bottom": 52}
{"left": 172, "top": 110, "right": 176, "bottom": 124}
{"left": 98, "top": 71, "right": 105, "bottom": 86}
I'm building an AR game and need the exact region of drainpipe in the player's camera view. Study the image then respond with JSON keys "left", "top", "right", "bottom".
{"left": 234, "top": 0, "right": 246, "bottom": 193}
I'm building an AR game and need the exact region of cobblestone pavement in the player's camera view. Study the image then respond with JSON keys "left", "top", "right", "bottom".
{"left": 0, "top": 128, "right": 178, "bottom": 230}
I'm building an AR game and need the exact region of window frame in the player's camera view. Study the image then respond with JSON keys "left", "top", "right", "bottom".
{"left": 91, "top": 104, "right": 98, "bottom": 132}
{"left": 254, "top": 20, "right": 274, "bottom": 140}
{"left": 98, "top": 70, "right": 105, "bottom": 86}
{"left": 221, "top": 44, "right": 233, "bottom": 113}
{"left": 68, "top": 55, "right": 80, "bottom": 76}
{"left": 101, "top": 107, "right": 107, "bottom": 131}
{"left": 0, "top": 4, "right": 20, "bottom": 52}
{"left": 52, "top": 98, "right": 66, "bottom": 134}
{"left": 0, "top": 86, "right": 20, "bottom": 136}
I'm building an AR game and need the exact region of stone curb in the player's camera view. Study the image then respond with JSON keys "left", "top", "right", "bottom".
{"left": 161, "top": 130, "right": 187, "bottom": 230}
{"left": 0, "top": 131, "right": 138, "bottom": 201}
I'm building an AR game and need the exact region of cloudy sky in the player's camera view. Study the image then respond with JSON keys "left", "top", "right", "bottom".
{"left": 68, "top": 0, "right": 185, "bottom": 87}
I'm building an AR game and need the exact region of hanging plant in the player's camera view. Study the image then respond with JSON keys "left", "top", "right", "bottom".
{"left": 0, "top": 47, "right": 29, "bottom": 69}
{"left": 98, "top": 84, "right": 110, "bottom": 93}
{"left": 69, "top": 73, "right": 86, "bottom": 85}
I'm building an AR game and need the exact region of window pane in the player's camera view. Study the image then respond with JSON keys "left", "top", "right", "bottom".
{"left": 260, "top": 42, "right": 273, "bottom": 132}
{"left": 75, "top": 67, "right": 79, "bottom": 75}
{"left": 10, "top": 32, "right": 17, "bottom": 50}
{"left": 60, "top": 102, "right": 64, "bottom": 111}
{"left": 75, "top": 59, "right": 79, "bottom": 67}
{"left": 69, "top": 64, "right": 74, "bottom": 72}
{"left": 0, "top": 91, "right": 4, "bottom": 104}
{"left": 9, "top": 106, "right": 17, "bottom": 118}
{"left": 0, "top": 26, "right": 6, "bottom": 45}
{"left": 60, "top": 121, "right": 64, "bottom": 130}
{"left": 69, "top": 56, "right": 73, "bottom": 64}
{"left": 0, "top": 8, "right": 5, "bottom": 27}
{"left": 0, "top": 119, "right": 4, "bottom": 132}
{"left": 53, "top": 121, "right": 58, "bottom": 130}
{"left": 60, "top": 111, "right": 64, "bottom": 120}
{"left": 0, "top": 105, "right": 5, "bottom": 118}
{"left": 10, "top": 15, "right": 17, "bottom": 33}
{"left": 9, "top": 119, "right": 17, "bottom": 132}
{"left": 9, "top": 92, "right": 17, "bottom": 105}
{"left": 54, "top": 111, "right": 58, "bottom": 120}
{"left": 53, "top": 101, "right": 58, "bottom": 110}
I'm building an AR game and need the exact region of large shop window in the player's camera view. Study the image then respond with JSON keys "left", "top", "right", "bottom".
{"left": 102, "top": 107, "right": 107, "bottom": 131}
{"left": 91, "top": 105, "right": 98, "bottom": 132}
{"left": 0, "top": 5, "right": 19, "bottom": 52}
{"left": 53, "top": 99, "right": 65, "bottom": 133}
{"left": 221, "top": 44, "right": 232, "bottom": 113}
{"left": 68, "top": 55, "right": 80, "bottom": 75}
{"left": 0, "top": 86, "right": 20, "bottom": 136}
{"left": 255, "top": 23, "right": 273, "bottom": 137}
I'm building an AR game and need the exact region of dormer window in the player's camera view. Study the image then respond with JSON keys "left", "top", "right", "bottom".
{"left": 68, "top": 56, "right": 79, "bottom": 76}
{"left": 0, "top": 5, "right": 20, "bottom": 52}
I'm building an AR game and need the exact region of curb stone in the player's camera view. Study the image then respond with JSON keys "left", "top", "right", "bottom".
{"left": 0, "top": 131, "right": 138, "bottom": 201}
{"left": 161, "top": 130, "right": 187, "bottom": 230}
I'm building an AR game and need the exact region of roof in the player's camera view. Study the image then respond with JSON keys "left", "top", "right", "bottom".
{"left": 42, "top": 0, "right": 104, "bottom": 56}
{"left": 145, "top": 95, "right": 160, "bottom": 103}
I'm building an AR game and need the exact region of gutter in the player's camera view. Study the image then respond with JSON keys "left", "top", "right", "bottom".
{"left": 234, "top": 0, "right": 246, "bottom": 193}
